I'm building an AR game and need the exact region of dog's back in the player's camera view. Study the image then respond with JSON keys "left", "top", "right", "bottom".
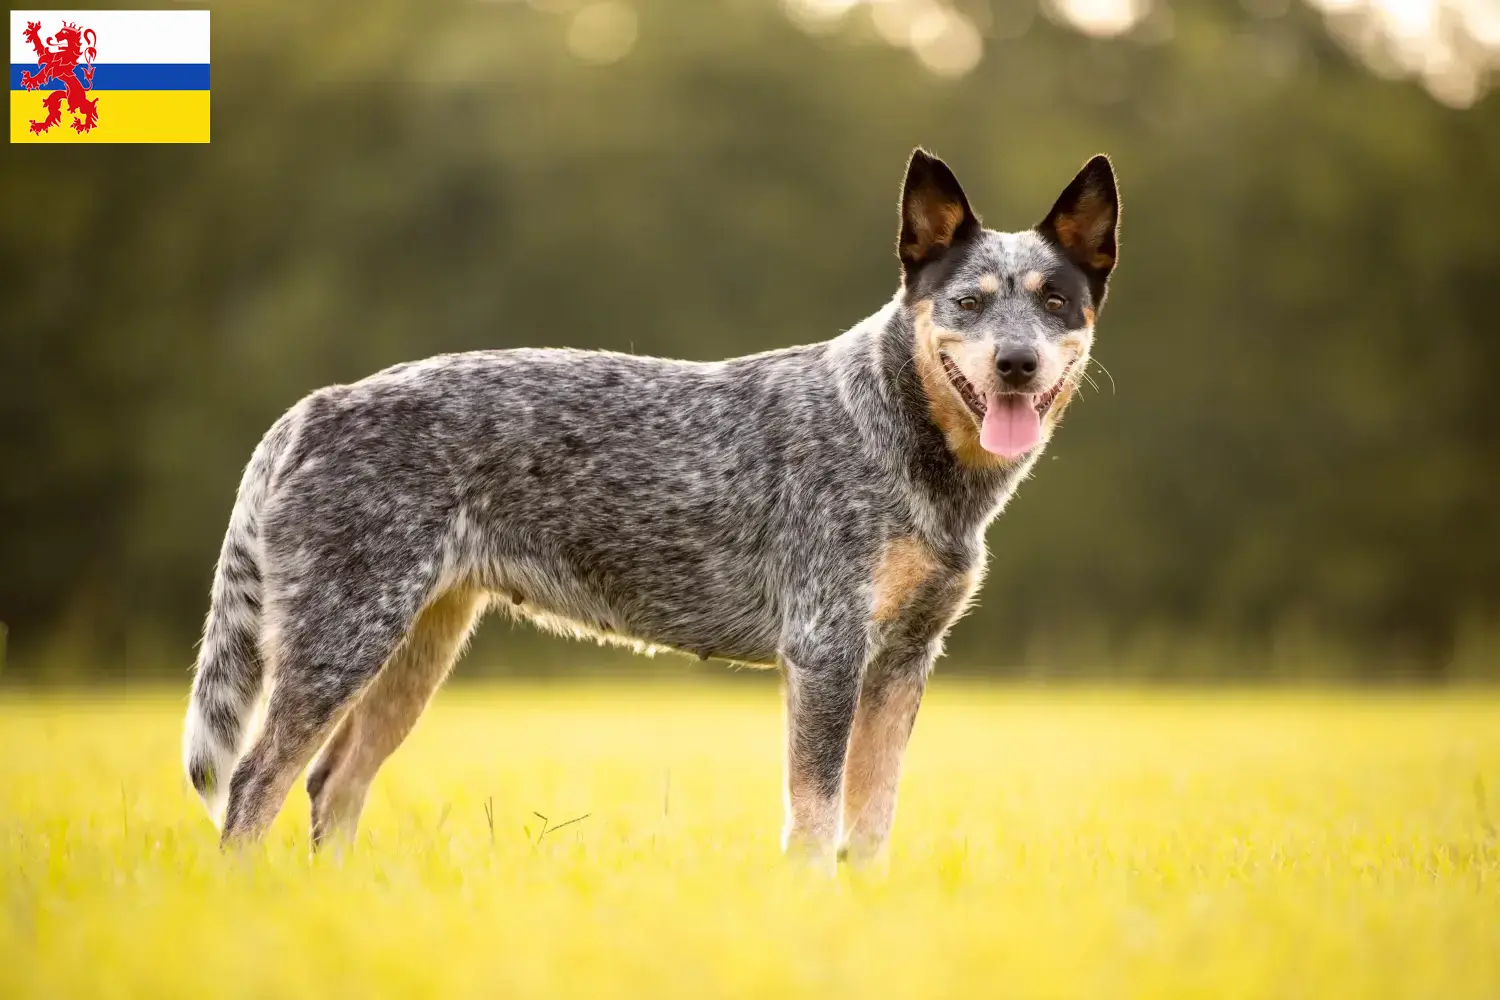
{"left": 277, "top": 342, "right": 900, "bottom": 657}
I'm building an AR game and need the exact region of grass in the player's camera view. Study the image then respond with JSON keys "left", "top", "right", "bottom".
{"left": 2, "top": 680, "right": 1498, "bottom": 998}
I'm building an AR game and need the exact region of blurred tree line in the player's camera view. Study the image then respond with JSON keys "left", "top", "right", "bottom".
{"left": 2, "top": 0, "right": 1497, "bottom": 681}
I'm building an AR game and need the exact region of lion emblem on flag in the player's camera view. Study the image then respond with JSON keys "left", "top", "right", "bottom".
{"left": 20, "top": 19, "right": 100, "bottom": 134}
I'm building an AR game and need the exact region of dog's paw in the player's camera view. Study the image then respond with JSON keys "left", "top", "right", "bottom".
{"left": 837, "top": 836, "right": 891, "bottom": 874}
{"left": 782, "top": 831, "right": 839, "bottom": 875}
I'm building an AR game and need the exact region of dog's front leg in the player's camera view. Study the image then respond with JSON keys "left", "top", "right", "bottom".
{"left": 839, "top": 640, "right": 934, "bottom": 868}
{"left": 780, "top": 639, "right": 864, "bottom": 870}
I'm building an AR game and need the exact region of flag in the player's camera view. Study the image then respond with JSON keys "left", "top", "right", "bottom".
{"left": 10, "top": 9, "right": 209, "bottom": 143}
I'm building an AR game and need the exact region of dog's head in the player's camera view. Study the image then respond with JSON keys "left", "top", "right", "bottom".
{"left": 898, "top": 149, "right": 1119, "bottom": 467}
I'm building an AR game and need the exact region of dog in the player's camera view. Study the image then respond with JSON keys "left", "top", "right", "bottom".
{"left": 183, "top": 148, "right": 1120, "bottom": 865}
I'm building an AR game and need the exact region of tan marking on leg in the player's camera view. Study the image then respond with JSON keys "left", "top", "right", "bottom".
{"left": 978, "top": 274, "right": 1000, "bottom": 294}
{"left": 871, "top": 536, "right": 938, "bottom": 622}
{"left": 1022, "top": 270, "right": 1045, "bottom": 292}
{"left": 308, "top": 589, "right": 483, "bottom": 849}
{"left": 305, "top": 717, "right": 357, "bottom": 807}
{"left": 841, "top": 673, "right": 924, "bottom": 866}
{"left": 912, "top": 300, "right": 1007, "bottom": 469}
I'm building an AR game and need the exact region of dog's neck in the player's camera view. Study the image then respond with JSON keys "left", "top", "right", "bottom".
{"left": 828, "top": 296, "right": 1036, "bottom": 544}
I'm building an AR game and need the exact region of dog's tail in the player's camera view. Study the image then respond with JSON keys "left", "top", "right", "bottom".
{"left": 182, "top": 412, "right": 298, "bottom": 828}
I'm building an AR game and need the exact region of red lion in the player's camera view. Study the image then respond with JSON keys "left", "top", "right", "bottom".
{"left": 20, "top": 20, "right": 99, "bottom": 134}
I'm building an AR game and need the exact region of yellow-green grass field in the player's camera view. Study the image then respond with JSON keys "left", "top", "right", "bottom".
{"left": 3, "top": 681, "right": 1498, "bottom": 999}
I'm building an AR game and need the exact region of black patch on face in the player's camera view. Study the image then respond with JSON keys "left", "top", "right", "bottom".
{"left": 1031, "top": 262, "right": 1096, "bottom": 330}
{"left": 901, "top": 233, "right": 984, "bottom": 307}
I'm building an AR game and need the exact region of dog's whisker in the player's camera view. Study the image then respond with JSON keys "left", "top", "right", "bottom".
{"left": 1091, "top": 359, "right": 1118, "bottom": 395}
{"left": 1077, "top": 363, "right": 1100, "bottom": 393}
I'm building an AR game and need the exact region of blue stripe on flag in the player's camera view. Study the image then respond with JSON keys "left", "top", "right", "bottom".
{"left": 10, "top": 63, "right": 210, "bottom": 91}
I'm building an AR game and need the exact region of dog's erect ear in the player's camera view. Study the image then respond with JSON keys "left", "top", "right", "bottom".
{"left": 898, "top": 148, "right": 980, "bottom": 279}
{"left": 1039, "top": 155, "right": 1120, "bottom": 298}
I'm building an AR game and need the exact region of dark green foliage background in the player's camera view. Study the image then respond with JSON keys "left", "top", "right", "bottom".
{"left": 3, "top": 0, "right": 1497, "bottom": 679}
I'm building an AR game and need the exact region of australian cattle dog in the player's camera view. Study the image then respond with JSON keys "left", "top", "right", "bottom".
{"left": 184, "top": 149, "right": 1121, "bottom": 866}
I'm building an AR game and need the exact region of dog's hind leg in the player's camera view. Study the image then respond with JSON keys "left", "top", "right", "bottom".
{"left": 306, "top": 588, "right": 484, "bottom": 849}
{"left": 219, "top": 563, "right": 439, "bottom": 849}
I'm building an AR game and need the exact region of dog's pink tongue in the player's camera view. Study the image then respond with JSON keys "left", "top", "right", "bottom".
{"left": 980, "top": 393, "right": 1041, "bottom": 459}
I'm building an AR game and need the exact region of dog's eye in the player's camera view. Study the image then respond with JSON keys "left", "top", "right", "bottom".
{"left": 1044, "top": 293, "right": 1067, "bottom": 312}
{"left": 956, "top": 296, "right": 981, "bottom": 311}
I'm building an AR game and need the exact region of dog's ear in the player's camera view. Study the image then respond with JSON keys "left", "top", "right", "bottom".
{"left": 898, "top": 148, "right": 980, "bottom": 280}
{"left": 1038, "top": 155, "right": 1119, "bottom": 301}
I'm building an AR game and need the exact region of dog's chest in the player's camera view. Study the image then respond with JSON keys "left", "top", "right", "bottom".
{"left": 867, "top": 535, "right": 985, "bottom": 643}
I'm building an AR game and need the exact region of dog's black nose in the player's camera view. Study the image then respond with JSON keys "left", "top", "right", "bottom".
{"left": 996, "top": 348, "right": 1039, "bottom": 387}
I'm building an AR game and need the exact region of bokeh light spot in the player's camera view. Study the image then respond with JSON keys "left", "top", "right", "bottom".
{"left": 567, "top": 1, "right": 639, "bottom": 65}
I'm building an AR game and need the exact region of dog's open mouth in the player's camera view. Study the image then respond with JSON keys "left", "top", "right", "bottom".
{"left": 940, "top": 352, "right": 1075, "bottom": 460}
{"left": 1031, "top": 367, "right": 1071, "bottom": 416}
{"left": 940, "top": 352, "right": 988, "bottom": 418}
{"left": 940, "top": 352, "right": 1074, "bottom": 420}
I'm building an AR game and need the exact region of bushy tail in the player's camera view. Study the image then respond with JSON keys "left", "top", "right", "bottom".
{"left": 182, "top": 413, "right": 297, "bottom": 828}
